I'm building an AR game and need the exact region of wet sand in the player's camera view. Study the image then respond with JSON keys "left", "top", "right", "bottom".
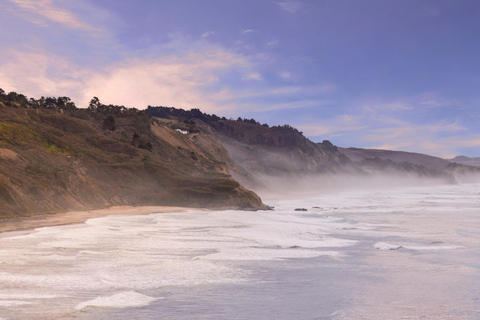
{"left": 0, "top": 206, "right": 195, "bottom": 233}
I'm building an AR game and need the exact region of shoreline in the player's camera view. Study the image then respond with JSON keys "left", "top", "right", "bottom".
{"left": 0, "top": 206, "right": 195, "bottom": 234}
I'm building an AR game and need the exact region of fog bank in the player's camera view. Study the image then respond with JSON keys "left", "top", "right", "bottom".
{"left": 252, "top": 172, "right": 476, "bottom": 201}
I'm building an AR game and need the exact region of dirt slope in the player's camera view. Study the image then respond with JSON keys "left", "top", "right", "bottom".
{"left": 0, "top": 104, "right": 263, "bottom": 218}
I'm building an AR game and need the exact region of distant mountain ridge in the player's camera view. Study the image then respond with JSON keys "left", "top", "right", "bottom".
{"left": 338, "top": 147, "right": 451, "bottom": 170}
{"left": 339, "top": 147, "right": 480, "bottom": 183}
{"left": 449, "top": 156, "right": 480, "bottom": 168}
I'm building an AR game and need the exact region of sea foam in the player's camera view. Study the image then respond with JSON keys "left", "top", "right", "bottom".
{"left": 75, "top": 291, "right": 158, "bottom": 310}
{"left": 403, "top": 245, "right": 463, "bottom": 250}
{"left": 0, "top": 300, "right": 32, "bottom": 307}
{"left": 1, "top": 183, "right": 479, "bottom": 319}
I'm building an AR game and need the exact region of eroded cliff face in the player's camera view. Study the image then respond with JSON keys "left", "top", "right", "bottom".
{"left": 0, "top": 105, "right": 263, "bottom": 218}
{"left": 145, "top": 108, "right": 360, "bottom": 192}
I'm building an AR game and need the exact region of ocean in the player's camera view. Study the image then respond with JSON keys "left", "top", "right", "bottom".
{"left": 0, "top": 183, "right": 479, "bottom": 319}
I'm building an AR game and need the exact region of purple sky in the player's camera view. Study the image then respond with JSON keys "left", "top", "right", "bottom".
{"left": 1, "top": 0, "right": 480, "bottom": 158}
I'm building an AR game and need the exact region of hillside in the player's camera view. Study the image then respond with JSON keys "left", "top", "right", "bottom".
{"left": 0, "top": 92, "right": 263, "bottom": 218}
{"left": 449, "top": 156, "right": 480, "bottom": 168}
{"left": 146, "top": 106, "right": 480, "bottom": 191}
{"left": 338, "top": 147, "right": 450, "bottom": 170}
{"left": 146, "top": 106, "right": 359, "bottom": 191}
{"left": 2, "top": 88, "right": 478, "bottom": 218}
{"left": 339, "top": 147, "right": 480, "bottom": 183}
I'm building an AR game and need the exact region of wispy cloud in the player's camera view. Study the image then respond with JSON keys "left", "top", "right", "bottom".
{"left": 290, "top": 98, "right": 473, "bottom": 158}
{"left": 454, "top": 137, "right": 480, "bottom": 148}
{"left": 266, "top": 40, "right": 279, "bottom": 46}
{"left": 0, "top": 22, "right": 338, "bottom": 117}
{"left": 201, "top": 31, "right": 215, "bottom": 38}
{"left": 274, "top": 1, "right": 304, "bottom": 14}
{"left": 362, "top": 102, "right": 413, "bottom": 113}
{"left": 297, "top": 114, "right": 366, "bottom": 137}
{"left": 79, "top": 45, "right": 250, "bottom": 111}
{"left": 358, "top": 117, "right": 467, "bottom": 157}
{"left": 0, "top": 40, "right": 250, "bottom": 111}
{"left": 280, "top": 71, "right": 291, "bottom": 80}
{"left": 241, "top": 29, "right": 257, "bottom": 35}
{"left": 8, "top": 0, "right": 102, "bottom": 34}
{"left": 242, "top": 73, "right": 262, "bottom": 81}
{"left": 270, "top": 83, "right": 337, "bottom": 96}
{"left": 0, "top": 47, "right": 90, "bottom": 99}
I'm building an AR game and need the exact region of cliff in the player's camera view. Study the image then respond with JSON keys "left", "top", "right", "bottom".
{"left": 146, "top": 106, "right": 360, "bottom": 191}
{"left": 0, "top": 96, "right": 263, "bottom": 218}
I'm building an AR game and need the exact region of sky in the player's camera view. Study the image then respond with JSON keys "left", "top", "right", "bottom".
{"left": 1, "top": 0, "right": 480, "bottom": 158}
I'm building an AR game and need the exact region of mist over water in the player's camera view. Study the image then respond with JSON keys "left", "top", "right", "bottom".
{"left": 255, "top": 172, "right": 459, "bottom": 199}
{"left": 0, "top": 183, "right": 479, "bottom": 319}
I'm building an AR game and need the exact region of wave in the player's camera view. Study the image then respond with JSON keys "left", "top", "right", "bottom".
{"left": 75, "top": 291, "right": 159, "bottom": 310}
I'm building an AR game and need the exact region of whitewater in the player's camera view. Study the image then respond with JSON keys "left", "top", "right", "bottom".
{"left": 0, "top": 183, "right": 479, "bottom": 319}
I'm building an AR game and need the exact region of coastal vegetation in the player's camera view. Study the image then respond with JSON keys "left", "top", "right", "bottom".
{"left": 0, "top": 89, "right": 264, "bottom": 217}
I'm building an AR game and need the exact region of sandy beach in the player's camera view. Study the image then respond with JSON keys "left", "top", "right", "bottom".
{"left": 0, "top": 206, "right": 194, "bottom": 233}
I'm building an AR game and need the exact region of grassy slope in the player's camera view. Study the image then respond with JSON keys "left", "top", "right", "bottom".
{"left": 0, "top": 104, "right": 263, "bottom": 218}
